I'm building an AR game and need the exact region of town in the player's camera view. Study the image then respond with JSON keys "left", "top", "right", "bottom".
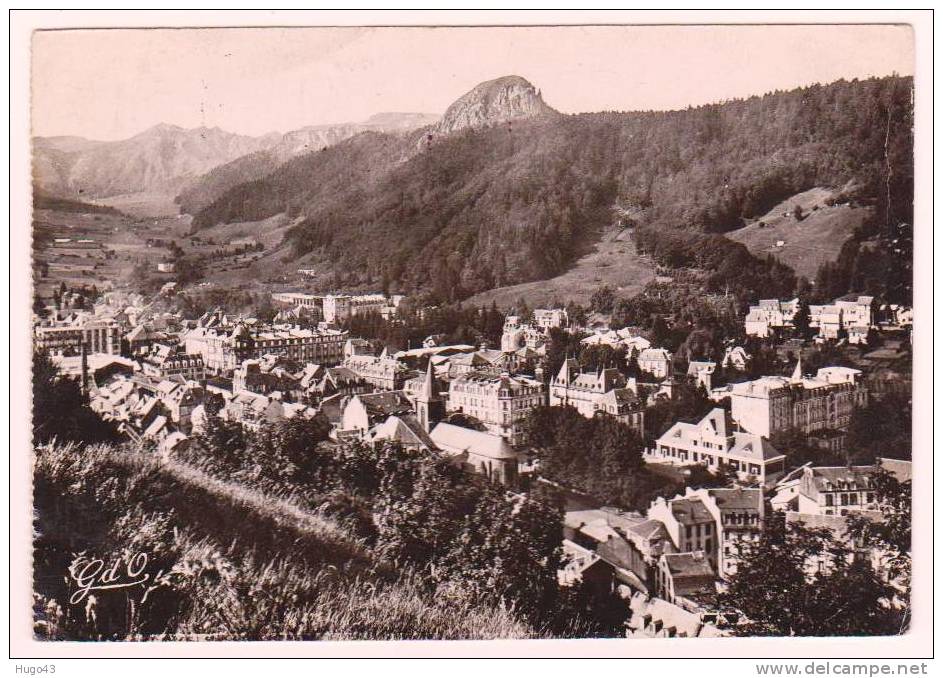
{"left": 32, "top": 276, "right": 913, "bottom": 638}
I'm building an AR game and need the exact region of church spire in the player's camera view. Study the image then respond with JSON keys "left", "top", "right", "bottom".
{"left": 420, "top": 359, "right": 436, "bottom": 400}
{"left": 790, "top": 356, "right": 803, "bottom": 383}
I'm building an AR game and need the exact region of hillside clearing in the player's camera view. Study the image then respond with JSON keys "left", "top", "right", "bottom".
{"left": 726, "top": 187, "right": 871, "bottom": 280}
{"left": 465, "top": 226, "right": 656, "bottom": 309}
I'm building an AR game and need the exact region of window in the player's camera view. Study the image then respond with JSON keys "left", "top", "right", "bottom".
{"left": 825, "top": 494, "right": 833, "bottom": 507}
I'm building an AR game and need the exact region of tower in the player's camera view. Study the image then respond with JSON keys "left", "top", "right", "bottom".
{"left": 415, "top": 360, "right": 445, "bottom": 432}
{"left": 790, "top": 356, "right": 803, "bottom": 384}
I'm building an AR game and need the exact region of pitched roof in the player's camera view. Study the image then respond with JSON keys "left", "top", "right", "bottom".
{"left": 877, "top": 457, "right": 913, "bottom": 483}
{"left": 669, "top": 498, "right": 714, "bottom": 525}
{"left": 729, "top": 432, "right": 784, "bottom": 463}
{"left": 430, "top": 423, "right": 517, "bottom": 460}
{"left": 370, "top": 414, "right": 436, "bottom": 450}
{"left": 706, "top": 488, "right": 763, "bottom": 511}
{"left": 355, "top": 390, "right": 413, "bottom": 417}
{"left": 662, "top": 552, "right": 715, "bottom": 580}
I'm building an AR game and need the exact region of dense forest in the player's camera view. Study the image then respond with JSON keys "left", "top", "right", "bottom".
{"left": 189, "top": 76, "right": 912, "bottom": 304}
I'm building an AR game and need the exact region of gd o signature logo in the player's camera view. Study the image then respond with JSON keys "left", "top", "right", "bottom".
{"left": 68, "top": 553, "right": 153, "bottom": 605}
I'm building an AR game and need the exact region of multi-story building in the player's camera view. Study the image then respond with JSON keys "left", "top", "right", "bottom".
{"left": 809, "top": 295, "right": 875, "bottom": 340}
{"left": 648, "top": 407, "right": 787, "bottom": 483}
{"left": 140, "top": 343, "right": 206, "bottom": 381}
{"left": 322, "top": 294, "right": 389, "bottom": 324}
{"left": 809, "top": 304, "right": 843, "bottom": 339}
{"left": 648, "top": 495, "right": 718, "bottom": 569}
{"left": 232, "top": 356, "right": 305, "bottom": 400}
{"left": 744, "top": 298, "right": 799, "bottom": 338}
{"left": 835, "top": 295, "right": 875, "bottom": 328}
{"left": 447, "top": 349, "right": 509, "bottom": 378}
{"left": 533, "top": 308, "right": 569, "bottom": 330}
{"left": 729, "top": 360, "right": 868, "bottom": 438}
{"left": 271, "top": 292, "right": 324, "bottom": 310}
{"left": 795, "top": 458, "right": 911, "bottom": 517}
{"left": 447, "top": 371, "right": 545, "bottom": 445}
{"left": 637, "top": 348, "right": 672, "bottom": 379}
{"left": 594, "top": 388, "right": 646, "bottom": 432}
{"left": 582, "top": 329, "right": 651, "bottom": 353}
{"left": 343, "top": 349, "right": 409, "bottom": 391}
{"left": 655, "top": 552, "right": 716, "bottom": 607}
{"left": 500, "top": 316, "right": 549, "bottom": 353}
{"left": 721, "top": 346, "right": 751, "bottom": 371}
{"left": 549, "top": 359, "right": 645, "bottom": 433}
{"left": 34, "top": 318, "right": 121, "bottom": 355}
{"left": 687, "top": 360, "right": 716, "bottom": 391}
{"left": 687, "top": 487, "right": 764, "bottom": 578}
{"left": 185, "top": 323, "right": 347, "bottom": 374}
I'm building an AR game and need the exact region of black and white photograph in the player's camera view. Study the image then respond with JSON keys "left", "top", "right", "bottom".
{"left": 9, "top": 9, "right": 934, "bottom": 665}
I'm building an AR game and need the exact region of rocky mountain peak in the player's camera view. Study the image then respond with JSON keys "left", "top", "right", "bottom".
{"left": 432, "top": 75, "right": 558, "bottom": 136}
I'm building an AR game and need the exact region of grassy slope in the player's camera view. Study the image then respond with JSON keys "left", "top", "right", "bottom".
{"left": 465, "top": 225, "right": 656, "bottom": 309}
{"left": 726, "top": 187, "right": 871, "bottom": 280}
{"left": 34, "top": 442, "right": 538, "bottom": 640}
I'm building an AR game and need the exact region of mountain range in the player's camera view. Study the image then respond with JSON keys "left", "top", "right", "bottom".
{"left": 32, "top": 112, "right": 439, "bottom": 201}
{"left": 31, "top": 74, "right": 914, "bottom": 305}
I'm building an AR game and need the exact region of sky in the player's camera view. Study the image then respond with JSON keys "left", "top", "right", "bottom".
{"left": 31, "top": 24, "right": 914, "bottom": 140}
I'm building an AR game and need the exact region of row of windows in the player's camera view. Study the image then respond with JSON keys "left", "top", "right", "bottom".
{"left": 824, "top": 492, "right": 875, "bottom": 507}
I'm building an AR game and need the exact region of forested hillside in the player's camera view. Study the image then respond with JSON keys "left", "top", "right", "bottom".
{"left": 191, "top": 76, "right": 912, "bottom": 303}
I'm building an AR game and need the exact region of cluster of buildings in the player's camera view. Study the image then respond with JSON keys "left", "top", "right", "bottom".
{"left": 563, "top": 451, "right": 910, "bottom": 638}
{"left": 35, "top": 276, "right": 910, "bottom": 637}
{"left": 649, "top": 359, "right": 867, "bottom": 480}
{"left": 745, "top": 294, "right": 901, "bottom": 346}
{"left": 271, "top": 291, "right": 404, "bottom": 324}
{"left": 550, "top": 359, "right": 644, "bottom": 432}
{"left": 561, "top": 484, "right": 764, "bottom": 635}
{"left": 183, "top": 309, "right": 348, "bottom": 373}
{"left": 809, "top": 295, "right": 875, "bottom": 343}
{"left": 744, "top": 298, "right": 800, "bottom": 338}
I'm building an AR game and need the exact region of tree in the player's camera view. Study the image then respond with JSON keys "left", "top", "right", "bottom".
{"left": 579, "top": 344, "right": 626, "bottom": 373}
{"left": 643, "top": 379, "right": 713, "bottom": 442}
{"left": 374, "top": 456, "right": 480, "bottom": 569}
{"left": 721, "top": 512, "right": 899, "bottom": 636}
{"left": 192, "top": 411, "right": 248, "bottom": 473}
{"left": 437, "top": 484, "right": 564, "bottom": 620}
{"left": 246, "top": 415, "right": 332, "bottom": 485}
{"left": 590, "top": 285, "right": 616, "bottom": 314}
{"left": 846, "top": 467, "right": 912, "bottom": 612}
{"left": 846, "top": 392, "right": 912, "bottom": 463}
{"left": 770, "top": 428, "right": 844, "bottom": 468}
{"left": 792, "top": 299, "right": 813, "bottom": 340}
{"left": 32, "top": 351, "right": 119, "bottom": 445}
{"left": 33, "top": 293, "right": 49, "bottom": 319}
{"left": 525, "top": 406, "right": 659, "bottom": 510}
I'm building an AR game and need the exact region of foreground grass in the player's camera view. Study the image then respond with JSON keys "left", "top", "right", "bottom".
{"left": 33, "top": 442, "right": 539, "bottom": 641}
